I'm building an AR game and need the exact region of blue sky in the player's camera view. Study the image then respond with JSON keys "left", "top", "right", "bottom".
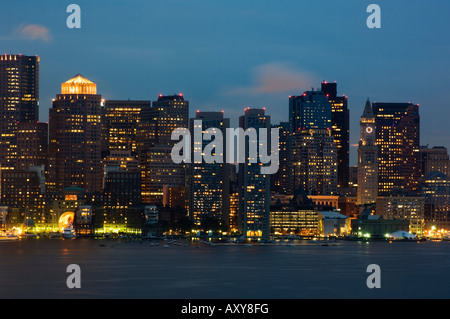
{"left": 1, "top": 0, "right": 449, "bottom": 165}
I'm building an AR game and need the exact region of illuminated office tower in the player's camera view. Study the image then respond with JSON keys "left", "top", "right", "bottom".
{"left": 187, "top": 111, "right": 230, "bottom": 228}
{"left": 270, "top": 122, "right": 291, "bottom": 195}
{"left": 291, "top": 129, "right": 338, "bottom": 196}
{"left": 420, "top": 172, "right": 450, "bottom": 231}
{"left": 1, "top": 168, "right": 45, "bottom": 227}
{"left": 103, "top": 150, "right": 139, "bottom": 172}
{"left": 102, "top": 99, "right": 151, "bottom": 157}
{"left": 140, "top": 94, "right": 189, "bottom": 204}
{"left": 376, "top": 193, "right": 425, "bottom": 235}
{"left": 146, "top": 144, "right": 186, "bottom": 205}
{"left": 420, "top": 146, "right": 450, "bottom": 177}
{"left": 16, "top": 121, "right": 48, "bottom": 171}
{"left": 357, "top": 99, "right": 378, "bottom": 205}
{"left": 48, "top": 74, "right": 103, "bottom": 193}
{"left": 290, "top": 90, "right": 338, "bottom": 196}
{"left": 373, "top": 102, "right": 420, "bottom": 195}
{"left": 321, "top": 81, "right": 350, "bottom": 189}
{"left": 151, "top": 94, "right": 189, "bottom": 145}
{"left": 103, "top": 166, "right": 141, "bottom": 208}
{"left": 0, "top": 54, "right": 39, "bottom": 170}
{"left": 289, "top": 90, "right": 332, "bottom": 133}
{"left": 238, "top": 108, "right": 271, "bottom": 239}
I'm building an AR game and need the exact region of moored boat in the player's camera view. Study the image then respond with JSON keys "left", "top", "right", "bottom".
{"left": 62, "top": 226, "right": 76, "bottom": 239}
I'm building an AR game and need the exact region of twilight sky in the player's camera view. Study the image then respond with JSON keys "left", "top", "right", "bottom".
{"left": 1, "top": 0, "right": 449, "bottom": 165}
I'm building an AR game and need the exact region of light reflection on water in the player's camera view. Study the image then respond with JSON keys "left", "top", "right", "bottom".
{"left": 0, "top": 238, "right": 449, "bottom": 299}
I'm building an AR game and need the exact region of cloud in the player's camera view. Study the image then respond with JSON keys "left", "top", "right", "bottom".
{"left": 227, "top": 62, "right": 318, "bottom": 95}
{"left": 14, "top": 23, "right": 52, "bottom": 42}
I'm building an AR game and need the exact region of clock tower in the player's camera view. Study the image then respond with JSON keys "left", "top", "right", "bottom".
{"left": 357, "top": 98, "right": 378, "bottom": 206}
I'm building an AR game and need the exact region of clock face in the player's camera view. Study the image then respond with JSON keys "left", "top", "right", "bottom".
{"left": 366, "top": 126, "right": 373, "bottom": 134}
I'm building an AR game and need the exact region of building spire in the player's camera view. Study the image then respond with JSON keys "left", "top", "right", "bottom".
{"left": 362, "top": 97, "right": 373, "bottom": 118}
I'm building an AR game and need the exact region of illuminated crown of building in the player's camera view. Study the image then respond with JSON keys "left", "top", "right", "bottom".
{"left": 61, "top": 73, "right": 97, "bottom": 95}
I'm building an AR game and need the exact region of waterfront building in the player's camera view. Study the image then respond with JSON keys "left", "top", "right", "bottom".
{"left": 270, "top": 187, "right": 320, "bottom": 236}
{"left": 73, "top": 205, "right": 94, "bottom": 237}
{"left": 93, "top": 206, "right": 146, "bottom": 236}
{"left": 420, "top": 171, "right": 450, "bottom": 232}
{"left": 270, "top": 208, "right": 321, "bottom": 236}
{"left": 319, "top": 211, "right": 350, "bottom": 237}
{"left": 0, "top": 168, "right": 45, "bottom": 227}
{"left": 376, "top": 193, "right": 425, "bottom": 235}
{"left": 351, "top": 211, "right": 410, "bottom": 239}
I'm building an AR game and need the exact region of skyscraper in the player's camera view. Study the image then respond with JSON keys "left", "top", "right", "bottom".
{"left": 373, "top": 102, "right": 420, "bottom": 195}
{"left": 321, "top": 81, "right": 350, "bottom": 189}
{"left": 140, "top": 94, "right": 189, "bottom": 204}
{"left": 420, "top": 146, "right": 450, "bottom": 177}
{"left": 0, "top": 54, "right": 39, "bottom": 170}
{"left": 187, "top": 111, "right": 230, "bottom": 228}
{"left": 48, "top": 74, "right": 103, "bottom": 193}
{"left": 290, "top": 90, "right": 338, "bottom": 196}
{"left": 357, "top": 99, "right": 378, "bottom": 206}
{"left": 151, "top": 94, "right": 189, "bottom": 145}
{"left": 289, "top": 90, "right": 332, "bottom": 132}
{"left": 270, "top": 122, "right": 291, "bottom": 195}
{"left": 420, "top": 171, "right": 450, "bottom": 231}
{"left": 102, "top": 99, "right": 151, "bottom": 158}
{"left": 291, "top": 129, "right": 338, "bottom": 196}
{"left": 238, "top": 108, "right": 271, "bottom": 239}
{"left": 16, "top": 121, "right": 48, "bottom": 171}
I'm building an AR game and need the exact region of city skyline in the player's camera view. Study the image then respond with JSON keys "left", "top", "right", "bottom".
{"left": 2, "top": 1, "right": 450, "bottom": 305}
{"left": 1, "top": 0, "right": 449, "bottom": 167}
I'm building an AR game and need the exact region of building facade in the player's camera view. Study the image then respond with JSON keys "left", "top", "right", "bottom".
{"left": 187, "top": 111, "right": 230, "bottom": 229}
{"left": 357, "top": 99, "right": 378, "bottom": 206}
{"left": 420, "top": 146, "right": 450, "bottom": 178}
{"left": 321, "top": 81, "right": 350, "bottom": 189}
{"left": 373, "top": 102, "right": 420, "bottom": 195}
{"left": 238, "top": 108, "right": 271, "bottom": 239}
{"left": 290, "top": 90, "right": 337, "bottom": 196}
{"left": 0, "top": 54, "right": 39, "bottom": 170}
{"left": 48, "top": 74, "right": 103, "bottom": 193}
